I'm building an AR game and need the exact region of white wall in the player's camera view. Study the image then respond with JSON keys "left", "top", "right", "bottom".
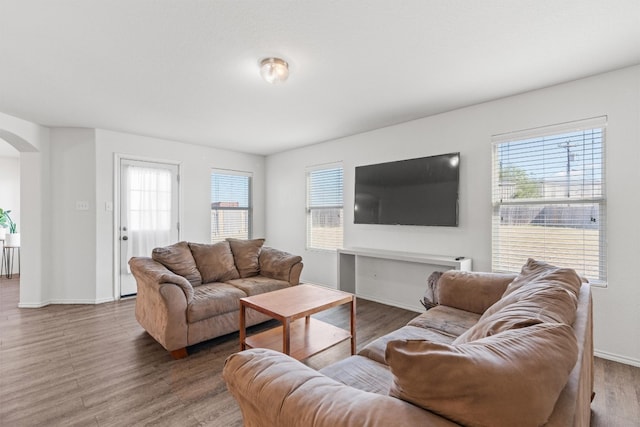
{"left": 266, "top": 65, "right": 640, "bottom": 366}
{"left": 94, "top": 129, "right": 266, "bottom": 302}
{"left": 49, "top": 128, "right": 98, "bottom": 302}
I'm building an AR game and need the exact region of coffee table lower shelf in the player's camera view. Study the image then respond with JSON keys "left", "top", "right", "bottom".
{"left": 244, "top": 317, "right": 351, "bottom": 361}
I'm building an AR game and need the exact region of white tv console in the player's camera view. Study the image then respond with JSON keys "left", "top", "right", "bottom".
{"left": 337, "top": 247, "right": 472, "bottom": 312}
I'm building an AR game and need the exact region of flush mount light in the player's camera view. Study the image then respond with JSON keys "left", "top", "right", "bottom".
{"left": 260, "top": 57, "right": 289, "bottom": 84}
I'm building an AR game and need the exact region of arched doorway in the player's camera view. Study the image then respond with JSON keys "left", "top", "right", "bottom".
{"left": 0, "top": 115, "right": 49, "bottom": 307}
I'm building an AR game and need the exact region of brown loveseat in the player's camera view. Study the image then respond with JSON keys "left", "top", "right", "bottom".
{"left": 129, "top": 239, "right": 303, "bottom": 359}
{"left": 223, "top": 259, "right": 593, "bottom": 426}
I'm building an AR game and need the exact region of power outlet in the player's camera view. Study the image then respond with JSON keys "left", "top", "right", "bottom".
{"left": 76, "top": 201, "right": 89, "bottom": 211}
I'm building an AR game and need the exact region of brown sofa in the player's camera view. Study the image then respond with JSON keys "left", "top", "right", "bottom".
{"left": 129, "top": 239, "right": 303, "bottom": 359}
{"left": 223, "top": 259, "right": 593, "bottom": 426}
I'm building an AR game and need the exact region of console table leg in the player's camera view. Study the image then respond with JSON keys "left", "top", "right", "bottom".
{"left": 350, "top": 297, "right": 357, "bottom": 355}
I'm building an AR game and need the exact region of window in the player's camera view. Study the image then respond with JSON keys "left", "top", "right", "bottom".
{"left": 492, "top": 117, "right": 606, "bottom": 285}
{"left": 306, "top": 164, "right": 344, "bottom": 250}
{"left": 211, "top": 170, "right": 252, "bottom": 243}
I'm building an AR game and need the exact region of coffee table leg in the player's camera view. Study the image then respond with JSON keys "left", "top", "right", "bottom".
{"left": 239, "top": 303, "right": 246, "bottom": 351}
{"left": 283, "top": 318, "right": 291, "bottom": 355}
{"left": 350, "top": 297, "right": 356, "bottom": 355}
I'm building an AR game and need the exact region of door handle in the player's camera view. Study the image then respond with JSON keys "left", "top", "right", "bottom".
{"left": 122, "top": 236, "right": 128, "bottom": 241}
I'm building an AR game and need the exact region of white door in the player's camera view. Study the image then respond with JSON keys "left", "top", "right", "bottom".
{"left": 119, "top": 159, "right": 179, "bottom": 297}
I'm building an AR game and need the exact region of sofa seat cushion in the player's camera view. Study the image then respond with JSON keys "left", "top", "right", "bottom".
{"left": 227, "top": 238, "right": 265, "bottom": 278}
{"left": 359, "top": 325, "right": 455, "bottom": 366}
{"left": 152, "top": 241, "right": 202, "bottom": 286}
{"left": 319, "top": 355, "right": 393, "bottom": 395}
{"left": 187, "top": 282, "right": 246, "bottom": 323}
{"left": 407, "top": 305, "right": 481, "bottom": 337}
{"left": 189, "top": 241, "right": 240, "bottom": 284}
{"left": 226, "top": 276, "right": 291, "bottom": 296}
{"left": 386, "top": 323, "right": 579, "bottom": 427}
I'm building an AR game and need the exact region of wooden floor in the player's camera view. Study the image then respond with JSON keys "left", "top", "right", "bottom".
{"left": 1, "top": 277, "right": 639, "bottom": 426}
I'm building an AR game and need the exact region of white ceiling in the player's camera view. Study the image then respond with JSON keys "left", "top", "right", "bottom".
{"left": 1, "top": 1, "right": 639, "bottom": 156}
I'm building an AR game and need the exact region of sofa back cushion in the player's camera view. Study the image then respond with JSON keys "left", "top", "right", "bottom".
{"left": 189, "top": 241, "right": 240, "bottom": 284}
{"left": 437, "top": 271, "right": 517, "bottom": 314}
{"left": 386, "top": 323, "right": 579, "bottom": 427}
{"left": 502, "top": 258, "right": 583, "bottom": 298}
{"left": 454, "top": 258, "right": 582, "bottom": 344}
{"left": 151, "top": 241, "right": 202, "bottom": 286}
{"left": 227, "top": 238, "right": 265, "bottom": 278}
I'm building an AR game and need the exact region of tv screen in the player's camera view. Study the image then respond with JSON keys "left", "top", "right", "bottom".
{"left": 354, "top": 152, "right": 460, "bottom": 226}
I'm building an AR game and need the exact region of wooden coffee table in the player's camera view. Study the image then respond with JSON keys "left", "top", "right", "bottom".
{"left": 239, "top": 284, "right": 356, "bottom": 360}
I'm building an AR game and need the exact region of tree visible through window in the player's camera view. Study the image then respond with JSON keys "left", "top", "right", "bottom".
{"left": 211, "top": 171, "right": 252, "bottom": 243}
{"left": 492, "top": 117, "right": 607, "bottom": 284}
{"left": 306, "top": 165, "right": 343, "bottom": 250}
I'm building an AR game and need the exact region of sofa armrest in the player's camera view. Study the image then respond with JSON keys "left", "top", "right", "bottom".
{"left": 223, "top": 349, "right": 457, "bottom": 427}
{"left": 436, "top": 271, "right": 517, "bottom": 314}
{"left": 129, "top": 257, "right": 194, "bottom": 302}
{"left": 259, "top": 247, "right": 304, "bottom": 285}
{"left": 129, "top": 257, "right": 193, "bottom": 353}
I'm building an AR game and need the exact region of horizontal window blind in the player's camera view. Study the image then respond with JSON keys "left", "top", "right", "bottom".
{"left": 211, "top": 171, "right": 252, "bottom": 243}
{"left": 307, "top": 165, "right": 344, "bottom": 250}
{"left": 492, "top": 117, "right": 606, "bottom": 284}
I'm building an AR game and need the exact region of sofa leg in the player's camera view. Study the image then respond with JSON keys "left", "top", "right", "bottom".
{"left": 170, "top": 348, "right": 188, "bottom": 359}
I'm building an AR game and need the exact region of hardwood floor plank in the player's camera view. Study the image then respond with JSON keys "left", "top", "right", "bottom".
{"left": 1, "top": 276, "right": 639, "bottom": 426}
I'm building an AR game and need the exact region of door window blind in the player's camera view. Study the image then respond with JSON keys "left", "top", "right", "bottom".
{"left": 306, "top": 165, "right": 344, "bottom": 250}
{"left": 211, "top": 170, "right": 252, "bottom": 243}
{"left": 492, "top": 117, "right": 606, "bottom": 284}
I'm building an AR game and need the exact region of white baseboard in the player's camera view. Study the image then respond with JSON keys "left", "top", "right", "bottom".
{"left": 302, "top": 281, "right": 423, "bottom": 313}
{"left": 595, "top": 349, "right": 640, "bottom": 368}
{"left": 355, "top": 292, "right": 423, "bottom": 313}
{"left": 301, "top": 281, "right": 337, "bottom": 289}
{"left": 19, "top": 298, "right": 115, "bottom": 307}
{"left": 18, "top": 300, "right": 52, "bottom": 308}
{"left": 48, "top": 298, "right": 113, "bottom": 305}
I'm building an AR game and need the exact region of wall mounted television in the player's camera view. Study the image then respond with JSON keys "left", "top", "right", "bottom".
{"left": 354, "top": 152, "right": 460, "bottom": 226}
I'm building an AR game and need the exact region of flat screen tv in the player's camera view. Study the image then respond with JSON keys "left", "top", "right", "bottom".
{"left": 354, "top": 152, "right": 460, "bottom": 226}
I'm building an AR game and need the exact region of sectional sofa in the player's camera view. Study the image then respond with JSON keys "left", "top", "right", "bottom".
{"left": 224, "top": 258, "right": 592, "bottom": 426}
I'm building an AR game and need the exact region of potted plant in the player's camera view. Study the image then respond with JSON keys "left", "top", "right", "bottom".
{"left": 0, "top": 208, "right": 19, "bottom": 247}
{"left": 0, "top": 208, "right": 9, "bottom": 239}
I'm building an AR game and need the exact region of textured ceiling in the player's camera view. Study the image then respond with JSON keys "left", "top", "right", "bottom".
{"left": 1, "top": 0, "right": 639, "bottom": 155}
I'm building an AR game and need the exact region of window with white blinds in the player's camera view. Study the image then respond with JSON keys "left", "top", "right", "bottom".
{"left": 211, "top": 170, "right": 252, "bottom": 243}
{"left": 491, "top": 117, "right": 607, "bottom": 285}
{"left": 306, "top": 165, "right": 344, "bottom": 251}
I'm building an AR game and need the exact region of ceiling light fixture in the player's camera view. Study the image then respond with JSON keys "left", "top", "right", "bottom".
{"left": 260, "top": 57, "right": 289, "bottom": 84}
